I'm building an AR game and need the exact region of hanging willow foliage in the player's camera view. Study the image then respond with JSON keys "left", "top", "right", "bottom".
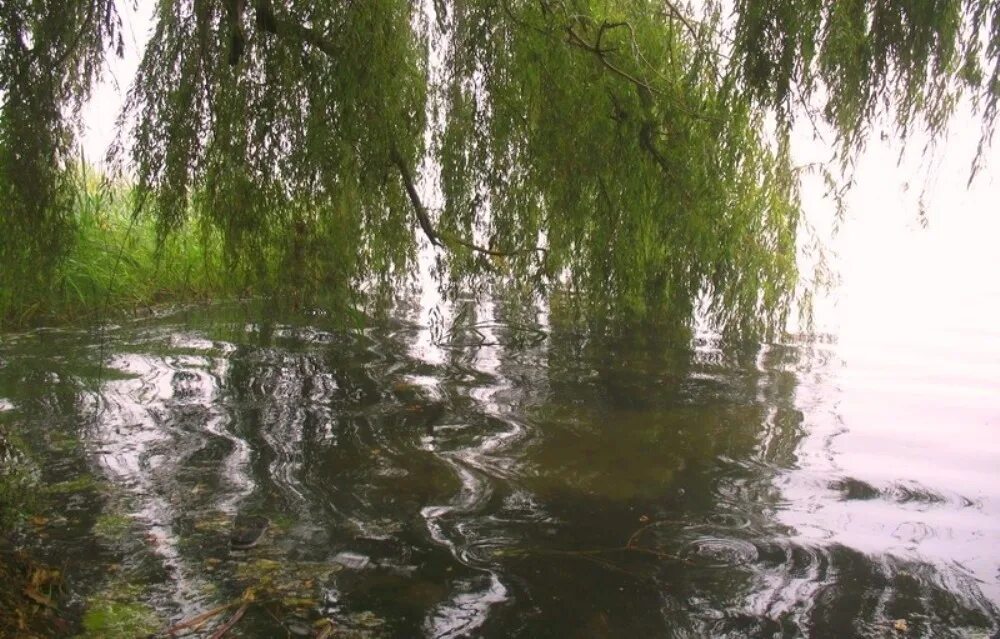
{"left": 730, "top": 0, "right": 1000, "bottom": 166}
{"left": 2, "top": 0, "right": 999, "bottom": 335}
{"left": 0, "top": 0, "right": 122, "bottom": 305}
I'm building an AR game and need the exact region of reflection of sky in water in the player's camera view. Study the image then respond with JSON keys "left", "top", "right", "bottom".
{"left": 91, "top": 335, "right": 251, "bottom": 619}
{"left": 779, "top": 117, "right": 1000, "bottom": 607}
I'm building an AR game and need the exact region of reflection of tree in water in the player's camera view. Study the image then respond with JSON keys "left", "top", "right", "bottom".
{"left": 216, "top": 317, "right": 502, "bottom": 635}
{"left": 485, "top": 332, "right": 999, "bottom": 637}
{"left": 0, "top": 314, "right": 997, "bottom": 637}
{"left": 0, "top": 329, "right": 187, "bottom": 634}
{"left": 164, "top": 309, "right": 1000, "bottom": 637}
{"left": 447, "top": 329, "right": 798, "bottom": 636}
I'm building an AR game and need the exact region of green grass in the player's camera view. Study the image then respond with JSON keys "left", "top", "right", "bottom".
{"left": 0, "top": 165, "right": 232, "bottom": 329}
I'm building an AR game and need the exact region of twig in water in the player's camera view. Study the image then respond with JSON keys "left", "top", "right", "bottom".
{"left": 208, "top": 601, "right": 249, "bottom": 639}
{"left": 165, "top": 602, "right": 235, "bottom": 635}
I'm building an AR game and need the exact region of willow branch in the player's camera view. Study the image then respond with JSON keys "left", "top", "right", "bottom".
{"left": 389, "top": 146, "right": 441, "bottom": 247}
{"left": 565, "top": 23, "right": 658, "bottom": 95}
{"left": 254, "top": 8, "right": 544, "bottom": 258}
{"left": 500, "top": 0, "right": 552, "bottom": 37}
{"left": 269, "top": 18, "right": 338, "bottom": 57}
{"left": 662, "top": 0, "right": 699, "bottom": 43}
{"left": 241, "top": 0, "right": 338, "bottom": 59}
{"left": 563, "top": 19, "right": 723, "bottom": 127}
{"left": 389, "top": 147, "right": 547, "bottom": 257}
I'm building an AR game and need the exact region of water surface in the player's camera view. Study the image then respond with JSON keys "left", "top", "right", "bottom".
{"left": 0, "top": 301, "right": 997, "bottom": 638}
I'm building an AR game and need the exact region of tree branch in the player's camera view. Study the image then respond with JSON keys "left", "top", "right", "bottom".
{"left": 389, "top": 146, "right": 547, "bottom": 257}
{"left": 389, "top": 146, "right": 442, "bottom": 247}
{"left": 565, "top": 23, "right": 658, "bottom": 95}
{"left": 234, "top": 0, "right": 338, "bottom": 62}
{"left": 252, "top": 6, "right": 545, "bottom": 259}
{"left": 269, "top": 15, "right": 338, "bottom": 57}
{"left": 662, "top": 0, "right": 699, "bottom": 43}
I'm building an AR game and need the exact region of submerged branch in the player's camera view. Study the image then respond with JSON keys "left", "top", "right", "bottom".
{"left": 207, "top": 601, "right": 249, "bottom": 639}
{"left": 166, "top": 602, "right": 235, "bottom": 635}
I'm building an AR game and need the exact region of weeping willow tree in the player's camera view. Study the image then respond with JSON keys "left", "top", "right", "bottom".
{"left": 2, "top": 0, "right": 999, "bottom": 336}
{"left": 0, "top": 0, "right": 122, "bottom": 315}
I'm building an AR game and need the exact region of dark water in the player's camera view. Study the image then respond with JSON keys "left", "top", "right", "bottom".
{"left": 0, "top": 303, "right": 997, "bottom": 638}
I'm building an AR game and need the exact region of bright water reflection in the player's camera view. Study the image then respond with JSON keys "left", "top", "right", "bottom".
{"left": 0, "top": 299, "right": 997, "bottom": 638}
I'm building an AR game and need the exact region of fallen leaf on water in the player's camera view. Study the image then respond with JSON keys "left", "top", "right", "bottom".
{"left": 893, "top": 619, "right": 908, "bottom": 632}
{"left": 28, "top": 515, "right": 48, "bottom": 527}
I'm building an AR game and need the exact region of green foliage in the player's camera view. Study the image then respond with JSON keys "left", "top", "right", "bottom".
{"left": 0, "top": 0, "right": 122, "bottom": 307}
{"left": 436, "top": 1, "right": 799, "bottom": 335}
{"left": 0, "top": 165, "right": 227, "bottom": 327}
{"left": 730, "top": 0, "right": 1000, "bottom": 162}
{"left": 2, "top": 0, "right": 999, "bottom": 337}
{"left": 126, "top": 0, "right": 425, "bottom": 290}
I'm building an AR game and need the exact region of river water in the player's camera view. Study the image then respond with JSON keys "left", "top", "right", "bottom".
{"left": 0, "top": 278, "right": 997, "bottom": 638}
{"left": 25, "top": 2, "right": 991, "bottom": 635}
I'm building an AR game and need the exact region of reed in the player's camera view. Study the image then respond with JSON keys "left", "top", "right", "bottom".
{"left": 0, "top": 165, "right": 230, "bottom": 329}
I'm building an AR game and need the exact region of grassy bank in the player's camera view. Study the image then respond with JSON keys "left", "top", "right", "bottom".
{"left": 0, "top": 167, "right": 230, "bottom": 329}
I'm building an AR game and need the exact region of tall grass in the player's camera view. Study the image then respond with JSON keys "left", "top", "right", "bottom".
{"left": 0, "top": 165, "right": 231, "bottom": 328}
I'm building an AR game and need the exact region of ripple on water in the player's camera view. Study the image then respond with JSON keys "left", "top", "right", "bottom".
{"left": 753, "top": 539, "right": 832, "bottom": 581}
{"left": 682, "top": 538, "right": 760, "bottom": 567}
{"left": 703, "top": 512, "right": 753, "bottom": 530}
{"left": 891, "top": 521, "right": 937, "bottom": 546}
{"left": 829, "top": 476, "right": 970, "bottom": 509}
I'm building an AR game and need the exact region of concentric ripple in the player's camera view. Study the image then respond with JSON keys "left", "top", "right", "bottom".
{"left": 682, "top": 537, "right": 761, "bottom": 567}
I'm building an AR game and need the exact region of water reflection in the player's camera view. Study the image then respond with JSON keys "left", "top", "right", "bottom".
{"left": 0, "top": 304, "right": 996, "bottom": 637}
